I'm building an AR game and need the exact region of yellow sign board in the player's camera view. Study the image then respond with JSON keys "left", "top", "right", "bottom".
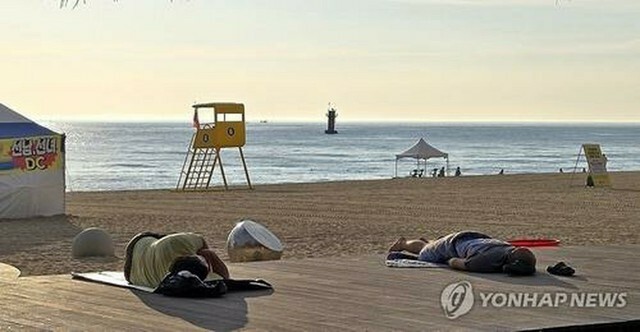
{"left": 0, "top": 135, "right": 63, "bottom": 173}
{"left": 582, "top": 144, "right": 610, "bottom": 187}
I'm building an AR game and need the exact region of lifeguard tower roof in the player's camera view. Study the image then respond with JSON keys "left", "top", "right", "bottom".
{"left": 193, "top": 102, "right": 243, "bottom": 109}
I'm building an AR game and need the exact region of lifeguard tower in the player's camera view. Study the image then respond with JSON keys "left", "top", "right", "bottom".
{"left": 177, "top": 102, "right": 252, "bottom": 191}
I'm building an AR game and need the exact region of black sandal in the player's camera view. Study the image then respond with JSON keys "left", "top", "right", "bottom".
{"left": 547, "top": 261, "right": 575, "bottom": 277}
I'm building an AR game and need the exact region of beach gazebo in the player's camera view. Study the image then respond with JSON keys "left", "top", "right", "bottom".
{"left": 395, "top": 138, "right": 449, "bottom": 177}
{"left": 0, "top": 103, "right": 65, "bottom": 218}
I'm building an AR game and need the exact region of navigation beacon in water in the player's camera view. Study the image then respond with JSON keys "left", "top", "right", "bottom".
{"left": 325, "top": 102, "right": 338, "bottom": 134}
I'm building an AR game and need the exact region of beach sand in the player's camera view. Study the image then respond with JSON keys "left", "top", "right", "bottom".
{"left": 1, "top": 172, "right": 639, "bottom": 276}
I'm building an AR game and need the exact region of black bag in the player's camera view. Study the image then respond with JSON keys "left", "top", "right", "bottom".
{"left": 155, "top": 270, "right": 227, "bottom": 298}
{"left": 155, "top": 270, "right": 273, "bottom": 298}
{"left": 223, "top": 279, "right": 273, "bottom": 292}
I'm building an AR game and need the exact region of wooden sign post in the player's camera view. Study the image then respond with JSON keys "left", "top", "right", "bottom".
{"left": 573, "top": 144, "right": 610, "bottom": 187}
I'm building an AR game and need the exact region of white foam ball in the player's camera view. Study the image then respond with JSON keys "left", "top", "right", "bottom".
{"left": 72, "top": 227, "right": 114, "bottom": 258}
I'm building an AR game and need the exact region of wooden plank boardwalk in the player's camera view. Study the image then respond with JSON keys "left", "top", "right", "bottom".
{"left": 1, "top": 245, "right": 639, "bottom": 331}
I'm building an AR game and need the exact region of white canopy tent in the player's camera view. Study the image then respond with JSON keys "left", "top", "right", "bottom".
{"left": 395, "top": 138, "right": 449, "bottom": 177}
{"left": 0, "top": 103, "right": 65, "bottom": 219}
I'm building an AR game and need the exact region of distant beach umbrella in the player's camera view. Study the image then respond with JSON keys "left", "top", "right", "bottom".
{"left": 226, "top": 219, "right": 283, "bottom": 263}
{"left": 72, "top": 227, "right": 114, "bottom": 258}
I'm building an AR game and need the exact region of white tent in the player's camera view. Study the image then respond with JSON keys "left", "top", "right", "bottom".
{"left": 395, "top": 138, "right": 449, "bottom": 177}
{"left": 0, "top": 103, "right": 65, "bottom": 219}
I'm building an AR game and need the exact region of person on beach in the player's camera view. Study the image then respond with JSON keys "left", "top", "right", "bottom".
{"left": 388, "top": 231, "right": 537, "bottom": 275}
{"left": 124, "top": 232, "right": 230, "bottom": 288}
{"left": 438, "top": 167, "right": 445, "bottom": 177}
{"left": 455, "top": 167, "right": 462, "bottom": 176}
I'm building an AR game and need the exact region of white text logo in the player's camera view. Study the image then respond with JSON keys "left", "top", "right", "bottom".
{"left": 440, "top": 280, "right": 628, "bottom": 319}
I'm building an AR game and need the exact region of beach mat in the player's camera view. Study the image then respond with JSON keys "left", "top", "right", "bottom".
{"left": 71, "top": 271, "right": 273, "bottom": 293}
{"left": 72, "top": 271, "right": 156, "bottom": 292}
{"left": 385, "top": 259, "right": 448, "bottom": 268}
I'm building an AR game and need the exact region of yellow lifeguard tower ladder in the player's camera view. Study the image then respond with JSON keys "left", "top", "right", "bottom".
{"left": 177, "top": 102, "right": 252, "bottom": 191}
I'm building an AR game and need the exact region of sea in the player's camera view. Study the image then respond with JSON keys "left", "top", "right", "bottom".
{"left": 43, "top": 122, "right": 640, "bottom": 192}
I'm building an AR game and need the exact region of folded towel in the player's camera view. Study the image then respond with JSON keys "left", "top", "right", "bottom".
{"left": 385, "top": 259, "right": 447, "bottom": 268}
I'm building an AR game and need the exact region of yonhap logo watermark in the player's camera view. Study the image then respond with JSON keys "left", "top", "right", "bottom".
{"left": 440, "top": 280, "right": 628, "bottom": 320}
{"left": 440, "top": 281, "right": 474, "bottom": 319}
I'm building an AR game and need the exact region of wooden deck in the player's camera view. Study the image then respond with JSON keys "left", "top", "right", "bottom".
{"left": 1, "top": 245, "right": 639, "bottom": 331}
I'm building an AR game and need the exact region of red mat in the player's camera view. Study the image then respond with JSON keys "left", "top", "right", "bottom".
{"left": 508, "top": 239, "right": 560, "bottom": 247}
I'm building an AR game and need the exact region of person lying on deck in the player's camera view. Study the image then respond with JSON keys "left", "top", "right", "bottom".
{"left": 124, "top": 232, "right": 230, "bottom": 288}
{"left": 389, "top": 231, "right": 536, "bottom": 276}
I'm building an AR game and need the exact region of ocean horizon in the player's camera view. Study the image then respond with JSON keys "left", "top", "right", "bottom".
{"left": 43, "top": 121, "right": 640, "bottom": 192}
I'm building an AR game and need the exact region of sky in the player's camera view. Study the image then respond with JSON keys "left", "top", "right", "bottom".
{"left": 1, "top": 0, "right": 639, "bottom": 122}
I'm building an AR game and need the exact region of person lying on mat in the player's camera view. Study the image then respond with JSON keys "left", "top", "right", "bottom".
{"left": 388, "top": 231, "right": 536, "bottom": 276}
{"left": 124, "top": 232, "right": 230, "bottom": 288}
